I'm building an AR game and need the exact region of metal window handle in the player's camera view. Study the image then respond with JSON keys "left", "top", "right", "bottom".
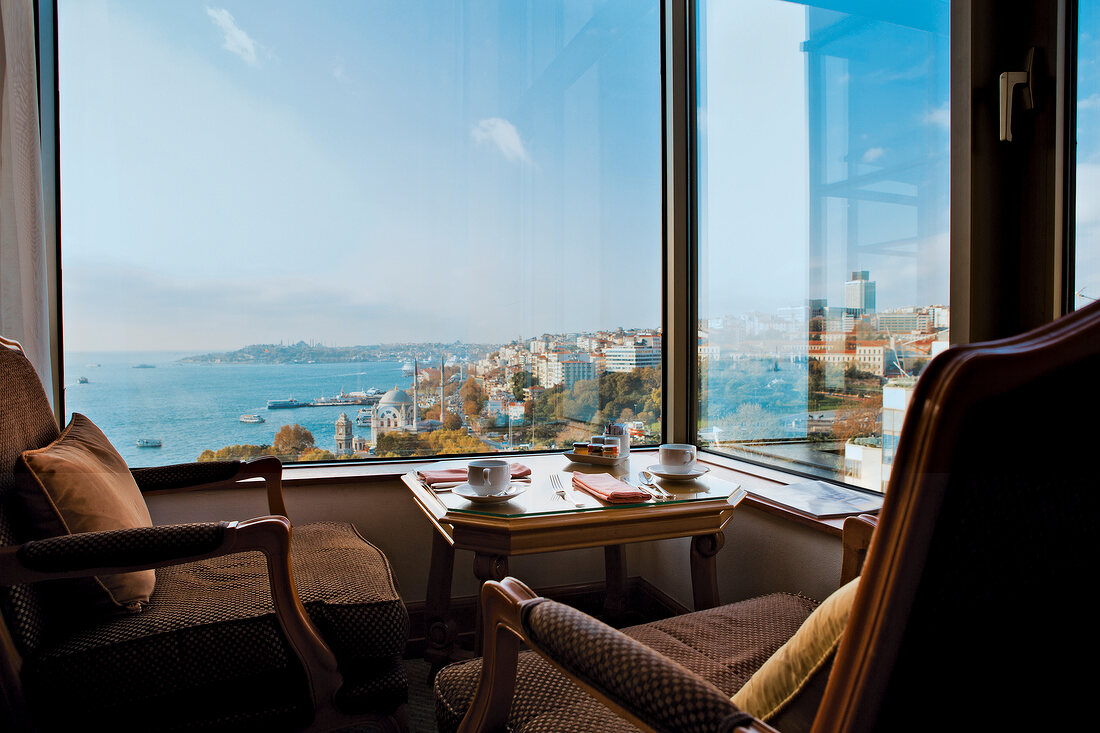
{"left": 999, "top": 47, "right": 1035, "bottom": 142}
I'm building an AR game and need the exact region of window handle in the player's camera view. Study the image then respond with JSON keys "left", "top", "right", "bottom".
{"left": 999, "top": 47, "right": 1035, "bottom": 142}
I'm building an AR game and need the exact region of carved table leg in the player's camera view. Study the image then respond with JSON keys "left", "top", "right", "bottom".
{"left": 472, "top": 552, "right": 510, "bottom": 655}
{"left": 603, "top": 544, "right": 628, "bottom": 616}
{"left": 690, "top": 532, "right": 725, "bottom": 610}
{"left": 425, "top": 532, "right": 457, "bottom": 680}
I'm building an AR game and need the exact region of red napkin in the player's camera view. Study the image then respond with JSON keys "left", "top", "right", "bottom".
{"left": 418, "top": 463, "right": 532, "bottom": 486}
{"left": 571, "top": 472, "right": 650, "bottom": 504}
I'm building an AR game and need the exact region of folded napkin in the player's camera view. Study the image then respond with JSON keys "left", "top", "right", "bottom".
{"left": 418, "top": 463, "right": 532, "bottom": 486}
{"left": 571, "top": 472, "right": 650, "bottom": 504}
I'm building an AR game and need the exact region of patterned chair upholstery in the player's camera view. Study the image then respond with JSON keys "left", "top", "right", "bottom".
{"left": 435, "top": 592, "right": 819, "bottom": 733}
{"left": 437, "top": 301, "right": 1100, "bottom": 732}
{"left": 0, "top": 341, "right": 410, "bottom": 732}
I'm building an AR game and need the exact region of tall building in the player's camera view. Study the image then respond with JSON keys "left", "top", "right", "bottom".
{"left": 844, "top": 271, "right": 876, "bottom": 316}
{"left": 604, "top": 344, "right": 662, "bottom": 373}
{"left": 335, "top": 413, "right": 353, "bottom": 456}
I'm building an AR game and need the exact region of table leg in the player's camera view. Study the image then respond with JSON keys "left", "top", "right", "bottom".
{"left": 690, "top": 532, "right": 725, "bottom": 610}
{"left": 424, "top": 532, "right": 457, "bottom": 679}
{"left": 603, "top": 544, "right": 628, "bottom": 616}
{"left": 472, "top": 551, "right": 510, "bottom": 655}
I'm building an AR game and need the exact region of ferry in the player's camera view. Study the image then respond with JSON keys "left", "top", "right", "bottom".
{"left": 402, "top": 361, "right": 414, "bottom": 375}
{"left": 136, "top": 438, "right": 162, "bottom": 448}
{"left": 356, "top": 407, "right": 372, "bottom": 426}
{"left": 266, "top": 398, "right": 306, "bottom": 409}
{"left": 78, "top": 376, "right": 89, "bottom": 384}
{"left": 239, "top": 413, "right": 265, "bottom": 424}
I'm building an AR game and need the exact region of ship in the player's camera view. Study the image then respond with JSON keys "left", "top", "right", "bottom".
{"left": 402, "top": 361, "right": 414, "bottom": 375}
{"left": 239, "top": 413, "right": 265, "bottom": 423}
{"left": 78, "top": 376, "right": 89, "bottom": 384}
{"left": 136, "top": 438, "right": 162, "bottom": 448}
{"left": 356, "top": 407, "right": 373, "bottom": 426}
{"left": 133, "top": 363, "right": 155, "bottom": 369}
{"left": 266, "top": 398, "right": 306, "bottom": 409}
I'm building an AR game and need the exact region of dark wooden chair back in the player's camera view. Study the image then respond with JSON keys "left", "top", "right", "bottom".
{"left": 815, "top": 300, "right": 1100, "bottom": 731}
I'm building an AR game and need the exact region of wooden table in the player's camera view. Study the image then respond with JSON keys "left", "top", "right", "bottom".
{"left": 401, "top": 451, "right": 746, "bottom": 671}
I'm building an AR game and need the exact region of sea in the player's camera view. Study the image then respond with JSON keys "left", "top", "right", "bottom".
{"left": 63, "top": 351, "right": 411, "bottom": 466}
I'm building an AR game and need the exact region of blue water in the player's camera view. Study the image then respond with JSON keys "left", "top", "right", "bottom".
{"left": 63, "top": 351, "right": 410, "bottom": 466}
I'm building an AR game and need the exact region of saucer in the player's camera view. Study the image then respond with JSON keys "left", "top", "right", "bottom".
{"left": 645, "top": 464, "right": 710, "bottom": 481}
{"left": 453, "top": 482, "right": 528, "bottom": 504}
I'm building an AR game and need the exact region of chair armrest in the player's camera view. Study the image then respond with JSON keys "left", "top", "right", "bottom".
{"left": 458, "top": 578, "right": 756, "bottom": 733}
{"left": 11, "top": 522, "right": 231, "bottom": 576}
{"left": 840, "top": 513, "right": 878, "bottom": 586}
{"left": 131, "top": 455, "right": 287, "bottom": 517}
{"left": 0, "top": 517, "right": 342, "bottom": 725}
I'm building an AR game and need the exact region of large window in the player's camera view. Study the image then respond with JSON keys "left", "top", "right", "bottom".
{"left": 1077, "top": 1, "right": 1099, "bottom": 310}
{"left": 695, "top": 1, "right": 950, "bottom": 492}
{"left": 59, "top": 1, "right": 662, "bottom": 466}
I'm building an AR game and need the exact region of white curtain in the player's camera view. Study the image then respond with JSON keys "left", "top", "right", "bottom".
{"left": 0, "top": 0, "right": 52, "bottom": 401}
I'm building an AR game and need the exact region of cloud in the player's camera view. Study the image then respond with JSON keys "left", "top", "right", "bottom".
{"left": 861, "top": 147, "right": 885, "bottom": 164}
{"left": 471, "top": 117, "right": 531, "bottom": 164}
{"left": 925, "top": 104, "right": 950, "bottom": 129}
{"left": 1079, "top": 93, "right": 1100, "bottom": 110}
{"left": 205, "top": 7, "right": 258, "bottom": 67}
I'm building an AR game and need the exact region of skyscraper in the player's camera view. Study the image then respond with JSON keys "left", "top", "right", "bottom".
{"left": 845, "top": 270, "right": 876, "bottom": 316}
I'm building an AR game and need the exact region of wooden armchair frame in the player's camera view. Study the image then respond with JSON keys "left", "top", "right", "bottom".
{"left": 1, "top": 336, "right": 406, "bottom": 732}
{"left": 459, "top": 514, "right": 879, "bottom": 733}
{"left": 452, "top": 301, "right": 1100, "bottom": 732}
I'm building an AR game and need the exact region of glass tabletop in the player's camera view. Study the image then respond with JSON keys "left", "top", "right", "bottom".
{"left": 413, "top": 455, "right": 742, "bottom": 518}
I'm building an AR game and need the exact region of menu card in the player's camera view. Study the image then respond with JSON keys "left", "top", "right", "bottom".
{"left": 750, "top": 480, "right": 883, "bottom": 519}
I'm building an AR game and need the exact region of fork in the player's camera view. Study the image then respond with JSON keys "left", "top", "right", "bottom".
{"left": 550, "top": 474, "right": 584, "bottom": 507}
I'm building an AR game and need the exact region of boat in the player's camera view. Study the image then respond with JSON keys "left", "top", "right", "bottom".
{"left": 239, "top": 413, "right": 265, "bottom": 423}
{"left": 402, "top": 361, "right": 414, "bottom": 375}
{"left": 266, "top": 398, "right": 306, "bottom": 409}
{"left": 133, "top": 363, "right": 155, "bottom": 369}
{"left": 356, "top": 407, "right": 373, "bottom": 426}
{"left": 78, "top": 376, "right": 89, "bottom": 384}
{"left": 136, "top": 438, "right": 162, "bottom": 448}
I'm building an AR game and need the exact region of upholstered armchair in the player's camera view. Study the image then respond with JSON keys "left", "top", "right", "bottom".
{"left": 436, "top": 301, "right": 1100, "bottom": 732}
{"left": 0, "top": 339, "right": 409, "bottom": 732}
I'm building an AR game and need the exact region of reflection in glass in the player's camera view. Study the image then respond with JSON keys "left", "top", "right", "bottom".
{"left": 1076, "top": 2, "right": 1099, "bottom": 310}
{"left": 696, "top": 1, "right": 949, "bottom": 492}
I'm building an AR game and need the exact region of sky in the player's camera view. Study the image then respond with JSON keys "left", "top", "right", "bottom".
{"left": 57, "top": 0, "right": 1097, "bottom": 352}
{"left": 59, "top": 0, "right": 662, "bottom": 351}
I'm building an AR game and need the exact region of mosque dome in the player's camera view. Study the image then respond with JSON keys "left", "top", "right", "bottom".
{"left": 378, "top": 386, "right": 413, "bottom": 405}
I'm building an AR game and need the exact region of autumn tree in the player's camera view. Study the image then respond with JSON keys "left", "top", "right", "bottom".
{"left": 198, "top": 444, "right": 271, "bottom": 462}
{"left": 460, "top": 377, "right": 487, "bottom": 416}
{"left": 273, "top": 424, "right": 315, "bottom": 456}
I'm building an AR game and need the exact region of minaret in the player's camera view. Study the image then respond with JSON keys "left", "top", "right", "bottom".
{"left": 412, "top": 357, "right": 419, "bottom": 433}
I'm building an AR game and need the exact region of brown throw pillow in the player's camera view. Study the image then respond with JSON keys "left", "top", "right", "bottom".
{"left": 16, "top": 413, "right": 155, "bottom": 614}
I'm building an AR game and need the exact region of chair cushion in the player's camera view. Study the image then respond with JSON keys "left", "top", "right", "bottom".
{"left": 434, "top": 591, "right": 818, "bottom": 733}
{"left": 21, "top": 521, "right": 409, "bottom": 731}
{"left": 15, "top": 413, "right": 155, "bottom": 614}
{"left": 732, "top": 577, "right": 859, "bottom": 722}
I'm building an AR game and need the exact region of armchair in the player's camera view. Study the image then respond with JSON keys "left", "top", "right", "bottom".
{"left": 438, "top": 300, "right": 1100, "bottom": 732}
{"left": 0, "top": 339, "right": 410, "bottom": 732}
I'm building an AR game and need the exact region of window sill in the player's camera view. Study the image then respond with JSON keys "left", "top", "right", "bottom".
{"left": 279, "top": 450, "right": 857, "bottom": 537}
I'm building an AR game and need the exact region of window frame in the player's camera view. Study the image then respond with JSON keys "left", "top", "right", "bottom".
{"left": 36, "top": 0, "right": 1079, "bottom": 480}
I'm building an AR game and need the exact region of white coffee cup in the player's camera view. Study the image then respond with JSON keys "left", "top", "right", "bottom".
{"left": 467, "top": 459, "right": 511, "bottom": 495}
{"left": 658, "top": 443, "right": 696, "bottom": 473}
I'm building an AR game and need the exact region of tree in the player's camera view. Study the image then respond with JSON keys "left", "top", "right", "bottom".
{"left": 198, "top": 444, "right": 271, "bottom": 462}
{"left": 273, "top": 424, "right": 315, "bottom": 456}
{"left": 511, "top": 370, "right": 538, "bottom": 400}
{"left": 460, "top": 377, "right": 487, "bottom": 416}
